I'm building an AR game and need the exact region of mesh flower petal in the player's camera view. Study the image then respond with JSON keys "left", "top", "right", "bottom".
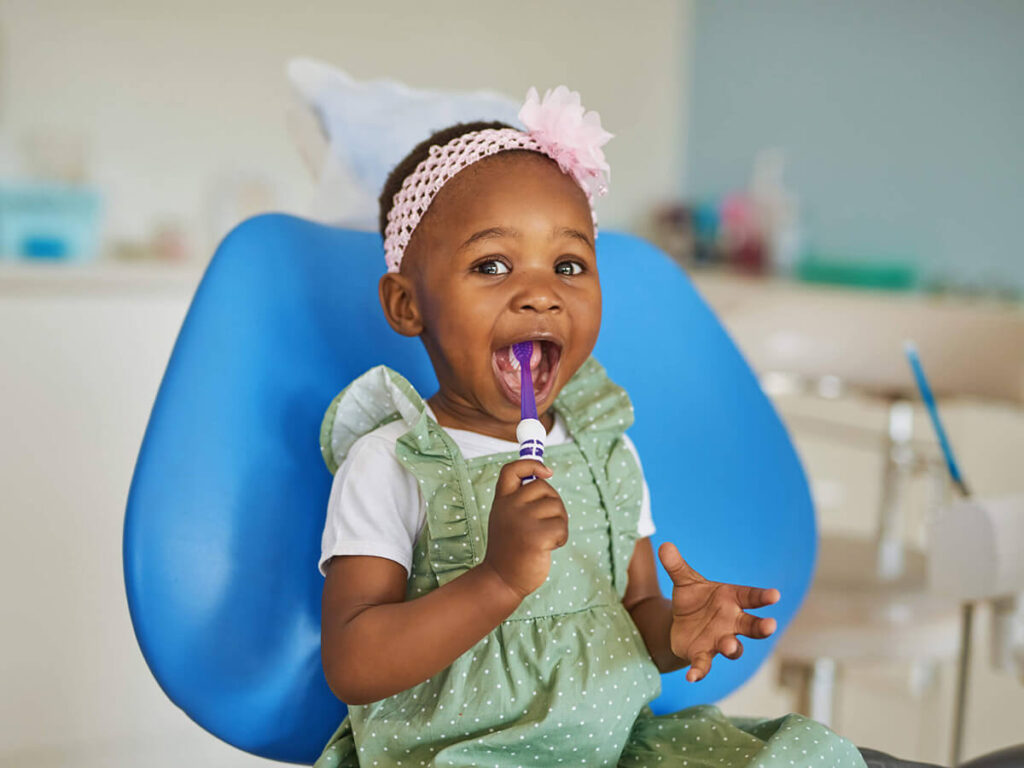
{"left": 518, "top": 86, "right": 613, "bottom": 198}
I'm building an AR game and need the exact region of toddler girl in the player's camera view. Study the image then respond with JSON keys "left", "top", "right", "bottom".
{"left": 315, "top": 86, "right": 866, "bottom": 767}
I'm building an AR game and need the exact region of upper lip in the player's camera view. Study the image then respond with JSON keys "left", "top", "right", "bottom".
{"left": 492, "top": 329, "right": 566, "bottom": 351}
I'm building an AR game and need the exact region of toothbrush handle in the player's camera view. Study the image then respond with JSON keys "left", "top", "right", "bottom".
{"left": 516, "top": 418, "right": 546, "bottom": 484}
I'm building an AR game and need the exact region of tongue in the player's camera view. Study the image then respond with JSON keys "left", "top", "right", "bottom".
{"left": 509, "top": 341, "right": 543, "bottom": 372}
{"left": 494, "top": 342, "right": 546, "bottom": 403}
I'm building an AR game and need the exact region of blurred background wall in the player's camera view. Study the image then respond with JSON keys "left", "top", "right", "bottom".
{"left": 0, "top": 0, "right": 689, "bottom": 258}
{"left": 686, "top": 0, "right": 1024, "bottom": 294}
{"left": 1, "top": 2, "right": 1023, "bottom": 767}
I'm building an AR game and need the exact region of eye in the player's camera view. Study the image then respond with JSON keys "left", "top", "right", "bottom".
{"left": 555, "top": 259, "right": 584, "bottom": 276}
{"left": 475, "top": 259, "right": 509, "bottom": 275}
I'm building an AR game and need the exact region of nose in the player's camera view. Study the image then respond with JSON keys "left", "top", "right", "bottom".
{"left": 511, "top": 270, "right": 562, "bottom": 314}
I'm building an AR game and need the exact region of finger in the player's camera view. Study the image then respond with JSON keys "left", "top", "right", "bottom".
{"left": 716, "top": 635, "right": 744, "bottom": 660}
{"left": 496, "top": 460, "right": 553, "bottom": 496}
{"left": 736, "top": 585, "right": 781, "bottom": 609}
{"left": 686, "top": 650, "right": 713, "bottom": 683}
{"left": 658, "top": 542, "right": 701, "bottom": 584}
{"left": 516, "top": 496, "right": 566, "bottom": 523}
{"left": 510, "top": 477, "right": 561, "bottom": 506}
{"left": 735, "top": 612, "right": 777, "bottom": 639}
{"left": 528, "top": 497, "right": 568, "bottom": 522}
{"left": 538, "top": 515, "right": 570, "bottom": 549}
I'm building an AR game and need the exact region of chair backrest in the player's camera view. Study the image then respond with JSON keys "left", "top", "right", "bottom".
{"left": 124, "top": 214, "right": 816, "bottom": 764}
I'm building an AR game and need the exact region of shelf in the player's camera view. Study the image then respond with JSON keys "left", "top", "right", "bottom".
{"left": 691, "top": 271, "right": 1024, "bottom": 403}
{"left": 0, "top": 260, "right": 205, "bottom": 296}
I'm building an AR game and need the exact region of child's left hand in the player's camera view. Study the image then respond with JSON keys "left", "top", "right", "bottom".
{"left": 658, "top": 541, "right": 781, "bottom": 683}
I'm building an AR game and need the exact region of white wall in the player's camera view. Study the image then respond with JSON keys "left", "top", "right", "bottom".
{"left": 0, "top": 0, "right": 692, "bottom": 258}
{"left": 0, "top": 277, "right": 297, "bottom": 767}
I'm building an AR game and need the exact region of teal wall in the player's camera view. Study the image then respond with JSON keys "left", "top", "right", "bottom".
{"left": 686, "top": 0, "right": 1024, "bottom": 294}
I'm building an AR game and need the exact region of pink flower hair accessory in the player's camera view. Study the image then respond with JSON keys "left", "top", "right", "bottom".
{"left": 518, "top": 85, "right": 613, "bottom": 199}
{"left": 383, "top": 85, "right": 613, "bottom": 273}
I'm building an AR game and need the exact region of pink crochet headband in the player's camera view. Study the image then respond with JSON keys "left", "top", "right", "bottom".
{"left": 383, "top": 86, "right": 613, "bottom": 272}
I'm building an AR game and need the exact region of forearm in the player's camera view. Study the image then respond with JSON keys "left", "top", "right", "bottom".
{"left": 627, "top": 595, "right": 688, "bottom": 674}
{"left": 323, "top": 562, "right": 522, "bottom": 704}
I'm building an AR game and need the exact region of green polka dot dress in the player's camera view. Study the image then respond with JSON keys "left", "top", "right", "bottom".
{"left": 315, "top": 358, "right": 866, "bottom": 768}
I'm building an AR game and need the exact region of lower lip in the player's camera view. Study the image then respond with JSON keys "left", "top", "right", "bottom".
{"left": 492, "top": 344, "right": 561, "bottom": 409}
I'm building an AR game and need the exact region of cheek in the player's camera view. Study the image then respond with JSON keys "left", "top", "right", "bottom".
{"left": 558, "top": 287, "right": 601, "bottom": 376}
{"left": 452, "top": 292, "right": 491, "bottom": 323}
{"left": 575, "top": 284, "right": 602, "bottom": 343}
{"left": 432, "top": 292, "right": 494, "bottom": 359}
{"left": 589, "top": 288, "right": 602, "bottom": 335}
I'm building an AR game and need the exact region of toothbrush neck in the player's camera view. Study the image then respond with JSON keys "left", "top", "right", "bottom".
{"left": 427, "top": 392, "right": 554, "bottom": 442}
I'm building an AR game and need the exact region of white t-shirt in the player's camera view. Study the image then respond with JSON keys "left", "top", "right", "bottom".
{"left": 319, "top": 406, "right": 656, "bottom": 576}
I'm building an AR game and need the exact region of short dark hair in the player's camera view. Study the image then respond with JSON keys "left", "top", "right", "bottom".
{"left": 377, "top": 120, "right": 514, "bottom": 237}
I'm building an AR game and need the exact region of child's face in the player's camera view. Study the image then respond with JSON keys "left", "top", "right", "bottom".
{"left": 389, "top": 152, "right": 601, "bottom": 432}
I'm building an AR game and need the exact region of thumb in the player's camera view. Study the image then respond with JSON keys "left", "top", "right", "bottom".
{"left": 658, "top": 541, "right": 699, "bottom": 584}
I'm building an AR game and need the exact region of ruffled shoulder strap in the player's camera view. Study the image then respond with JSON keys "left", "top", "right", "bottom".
{"left": 318, "top": 366, "right": 484, "bottom": 587}
{"left": 554, "top": 356, "right": 644, "bottom": 596}
{"left": 319, "top": 365, "right": 430, "bottom": 474}
{"left": 318, "top": 359, "right": 644, "bottom": 594}
{"left": 553, "top": 356, "right": 635, "bottom": 436}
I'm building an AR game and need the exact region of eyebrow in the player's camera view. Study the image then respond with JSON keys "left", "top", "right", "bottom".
{"left": 458, "top": 226, "right": 594, "bottom": 252}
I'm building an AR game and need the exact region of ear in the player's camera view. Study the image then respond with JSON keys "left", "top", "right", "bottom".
{"left": 378, "top": 272, "right": 424, "bottom": 337}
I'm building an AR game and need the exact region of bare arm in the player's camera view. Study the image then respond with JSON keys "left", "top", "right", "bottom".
{"left": 321, "top": 555, "right": 521, "bottom": 704}
{"left": 321, "top": 458, "right": 568, "bottom": 705}
{"left": 622, "top": 537, "right": 687, "bottom": 673}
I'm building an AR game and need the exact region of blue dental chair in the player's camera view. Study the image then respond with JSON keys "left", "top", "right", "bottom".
{"left": 124, "top": 214, "right": 824, "bottom": 764}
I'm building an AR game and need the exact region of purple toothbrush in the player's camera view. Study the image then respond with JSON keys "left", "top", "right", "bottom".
{"left": 512, "top": 341, "right": 546, "bottom": 483}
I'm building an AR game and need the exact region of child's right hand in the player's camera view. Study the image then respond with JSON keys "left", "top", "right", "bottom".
{"left": 481, "top": 459, "right": 568, "bottom": 599}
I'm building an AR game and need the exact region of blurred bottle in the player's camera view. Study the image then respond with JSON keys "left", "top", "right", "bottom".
{"left": 749, "top": 148, "right": 803, "bottom": 276}
{"left": 647, "top": 202, "right": 695, "bottom": 266}
{"left": 719, "top": 192, "right": 764, "bottom": 273}
{"left": 647, "top": 201, "right": 723, "bottom": 269}
{"left": 692, "top": 203, "right": 720, "bottom": 264}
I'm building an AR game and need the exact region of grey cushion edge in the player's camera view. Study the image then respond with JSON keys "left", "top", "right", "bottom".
{"left": 960, "top": 744, "right": 1024, "bottom": 768}
{"left": 858, "top": 746, "right": 946, "bottom": 768}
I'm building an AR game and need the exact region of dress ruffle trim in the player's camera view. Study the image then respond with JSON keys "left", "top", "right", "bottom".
{"left": 319, "top": 357, "right": 641, "bottom": 589}
{"left": 553, "top": 357, "right": 641, "bottom": 595}
{"left": 319, "top": 365, "right": 480, "bottom": 585}
{"left": 319, "top": 365, "right": 426, "bottom": 474}
{"left": 553, "top": 356, "right": 635, "bottom": 437}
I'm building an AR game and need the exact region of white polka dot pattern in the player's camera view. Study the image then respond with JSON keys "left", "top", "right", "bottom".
{"left": 313, "top": 360, "right": 868, "bottom": 768}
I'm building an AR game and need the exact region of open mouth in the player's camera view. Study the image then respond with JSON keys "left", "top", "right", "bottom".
{"left": 492, "top": 339, "right": 563, "bottom": 408}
